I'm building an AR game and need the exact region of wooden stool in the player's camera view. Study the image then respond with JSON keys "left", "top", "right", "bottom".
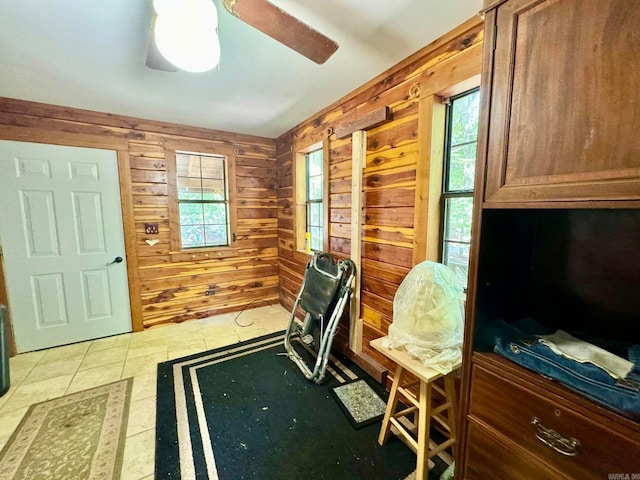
{"left": 371, "top": 337, "right": 460, "bottom": 480}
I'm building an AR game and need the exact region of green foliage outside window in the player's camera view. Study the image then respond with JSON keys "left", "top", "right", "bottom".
{"left": 176, "top": 153, "right": 229, "bottom": 248}
{"left": 306, "top": 148, "right": 323, "bottom": 252}
{"left": 442, "top": 89, "right": 480, "bottom": 287}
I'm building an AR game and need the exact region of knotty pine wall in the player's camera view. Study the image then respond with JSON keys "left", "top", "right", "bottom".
{"left": 0, "top": 99, "right": 278, "bottom": 331}
{"left": 276, "top": 17, "right": 484, "bottom": 372}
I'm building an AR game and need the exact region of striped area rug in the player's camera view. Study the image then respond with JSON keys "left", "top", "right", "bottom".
{"left": 155, "top": 331, "right": 450, "bottom": 479}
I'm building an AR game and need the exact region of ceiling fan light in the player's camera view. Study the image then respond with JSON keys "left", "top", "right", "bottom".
{"left": 153, "top": 0, "right": 220, "bottom": 73}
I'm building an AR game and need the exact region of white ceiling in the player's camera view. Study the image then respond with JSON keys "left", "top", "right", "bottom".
{"left": 0, "top": 0, "right": 482, "bottom": 138}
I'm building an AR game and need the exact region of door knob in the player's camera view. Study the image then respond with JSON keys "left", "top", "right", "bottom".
{"left": 107, "top": 256, "right": 124, "bottom": 265}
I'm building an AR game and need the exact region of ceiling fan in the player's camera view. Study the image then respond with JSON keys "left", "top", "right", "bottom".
{"left": 146, "top": 0, "right": 339, "bottom": 72}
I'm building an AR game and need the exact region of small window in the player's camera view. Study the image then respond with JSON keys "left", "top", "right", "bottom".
{"left": 305, "top": 148, "right": 324, "bottom": 252}
{"left": 176, "top": 152, "right": 230, "bottom": 248}
{"left": 441, "top": 88, "right": 480, "bottom": 286}
{"left": 295, "top": 142, "right": 327, "bottom": 255}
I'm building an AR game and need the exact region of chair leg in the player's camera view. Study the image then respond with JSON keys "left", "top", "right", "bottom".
{"left": 443, "top": 372, "right": 458, "bottom": 457}
{"left": 416, "top": 380, "right": 431, "bottom": 480}
{"left": 378, "top": 365, "right": 404, "bottom": 446}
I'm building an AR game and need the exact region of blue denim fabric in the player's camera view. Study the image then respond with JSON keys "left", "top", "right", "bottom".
{"left": 628, "top": 345, "right": 640, "bottom": 384}
{"left": 494, "top": 323, "right": 640, "bottom": 419}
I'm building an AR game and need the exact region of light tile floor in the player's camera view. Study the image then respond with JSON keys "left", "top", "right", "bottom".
{"left": 0, "top": 304, "right": 291, "bottom": 480}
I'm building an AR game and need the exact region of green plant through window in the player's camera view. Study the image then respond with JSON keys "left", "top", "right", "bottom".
{"left": 176, "top": 152, "right": 229, "bottom": 248}
{"left": 441, "top": 89, "right": 480, "bottom": 287}
{"left": 306, "top": 148, "right": 323, "bottom": 252}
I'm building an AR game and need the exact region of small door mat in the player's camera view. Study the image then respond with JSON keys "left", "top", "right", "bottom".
{"left": 330, "top": 379, "right": 387, "bottom": 429}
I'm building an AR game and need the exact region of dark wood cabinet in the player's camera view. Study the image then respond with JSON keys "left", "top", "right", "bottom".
{"left": 464, "top": 420, "right": 564, "bottom": 480}
{"left": 458, "top": 0, "right": 640, "bottom": 478}
{"left": 483, "top": 0, "right": 640, "bottom": 204}
{"left": 467, "top": 356, "right": 640, "bottom": 479}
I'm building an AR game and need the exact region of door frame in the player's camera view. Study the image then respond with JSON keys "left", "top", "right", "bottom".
{"left": 0, "top": 126, "right": 143, "bottom": 355}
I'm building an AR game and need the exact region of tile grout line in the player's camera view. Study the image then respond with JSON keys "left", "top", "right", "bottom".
{"left": 64, "top": 342, "right": 93, "bottom": 395}
{"left": 0, "top": 349, "right": 47, "bottom": 412}
{"left": 2, "top": 305, "right": 292, "bottom": 478}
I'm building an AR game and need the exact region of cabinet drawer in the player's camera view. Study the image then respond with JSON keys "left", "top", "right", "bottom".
{"left": 469, "top": 363, "right": 640, "bottom": 479}
{"left": 464, "top": 419, "right": 565, "bottom": 480}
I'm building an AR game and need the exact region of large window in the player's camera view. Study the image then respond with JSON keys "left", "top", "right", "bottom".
{"left": 175, "top": 152, "right": 230, "bottom": 248}
{"left": 305, "top": 148, "right": 324, "bottom": 252}
{"left": 441, "top": 88, "right": 480, "bottom": 286}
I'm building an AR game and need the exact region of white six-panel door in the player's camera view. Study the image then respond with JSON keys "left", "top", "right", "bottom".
{"left": 0, "top": 141, "right": 131, "bottom": 353}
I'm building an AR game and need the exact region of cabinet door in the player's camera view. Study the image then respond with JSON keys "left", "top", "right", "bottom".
{"left": 484, "top": 0, "right": 640, "bottom": 203}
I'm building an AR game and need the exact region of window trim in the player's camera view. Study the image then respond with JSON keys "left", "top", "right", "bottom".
{"left": 293, "top": 139, "right": 329, "bottom": 260}
{"left": 176, "top": 152, "right": 230, "bottom": 249}
{"left": 413, "top": 76, "right": 481, "bottom": 266}
{"left": 166, "top": 141, "right": 238, "bottom": 262}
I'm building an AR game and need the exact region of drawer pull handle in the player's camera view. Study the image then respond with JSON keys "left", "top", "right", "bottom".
{"left": 531, "top": 417, "right": 580, "bottom": 456}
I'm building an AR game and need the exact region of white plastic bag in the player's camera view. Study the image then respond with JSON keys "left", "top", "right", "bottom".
{"left": 383, "top": 261, "right": 465, "bottom": 374}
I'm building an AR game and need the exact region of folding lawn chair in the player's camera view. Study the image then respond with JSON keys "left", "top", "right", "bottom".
{"left": 283, "top": 252, "right": 356, "bottom": 384}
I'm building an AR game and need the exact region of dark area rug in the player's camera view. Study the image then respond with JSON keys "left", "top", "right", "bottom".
{"left": 156, "top": 331, "right": 450, "bottom": 480}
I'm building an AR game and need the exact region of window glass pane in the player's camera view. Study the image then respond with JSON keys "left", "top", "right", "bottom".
{"left": 177, "top": 177, "right": 202, "bottom": 200}
{"left": 179, "top": 203, "right": 204, "bottom": 226}
{"left": 308, "top": 202, "right": 322, "bottom": 228}
{"left": 176, "top": 154, "right": 200, "bottom": 178}
{"left": 203, "top": 203, "right": 227, "bottom": 225}
{"left": 443, "top": 241, "right": 470, "bottom": 287}
{"left": 176, "top": 151, "right": 231, "bottom": 249}
{"left": 298, "top": 147, "right": 325, "bottom": 253}
{"left": 205, "top": 225, "right": 227, "bottom": 246}
{"left": 450, "top": 90, "right": 480, "bottom": 146}
{"left": 181, "top": 225, "right": 205, "bottom": 248}
{"left": 200, "top": 156, "right": 225, "bottom": 179}
{"left": 441, "top": 89, "right": 479, "bottom": 288}
{"left": 308, "top": 176, "right": 323, "bottom": 201}
{"left": 202, "top": 178, "right": 225, "bottom": 200}
{"left": 444, "top": 197, "right": 473, "bottom": 242}
{"left": 446, "top": 89, "right": 480, "bottom": 193}
{"left": 310, "top": 226, "right": 323, "bottom": 251}
{"left": 177, "top": 187, "right": 201, "bottom": 200}
{"left": 307, "top": 149, "right": 323, "bottom": 176}
{"left": 447, "top": 143, "right": 477, "bottom": 191}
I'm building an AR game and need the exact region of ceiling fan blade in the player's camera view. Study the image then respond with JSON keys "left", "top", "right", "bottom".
{"left": 145, "top": 13, "right": 178, "bottom": 72}
{"left": 222, "top": 0, "right": 338, "bottom": 64}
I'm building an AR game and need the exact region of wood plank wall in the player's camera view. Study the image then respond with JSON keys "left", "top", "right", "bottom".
{"left": 276, "top": 17, "right": 484, "bottom": 372}
{"left": 0, "top": 99, "right": 278, "bottom": 329}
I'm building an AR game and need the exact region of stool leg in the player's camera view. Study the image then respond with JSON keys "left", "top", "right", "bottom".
{"left": 416, "top": 380, "right": 431, "bottom": 480}
{"left": 443, "top": 373, "right": 458, "bottom": 457}
{"left": 378, "top": 365, "right": 404, "bottom": 446}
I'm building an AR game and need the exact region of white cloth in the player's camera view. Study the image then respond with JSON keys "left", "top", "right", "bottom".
{"left": 539, "top": 330, "right": 633, "bottom": 380}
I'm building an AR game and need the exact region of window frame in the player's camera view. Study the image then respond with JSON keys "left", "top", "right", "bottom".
{"left": 440, "top": 87, "right": 480, "bottom": 286}
{"left": 165, "top": 140, "right": 238, "bottom": 262}
{"left": 305, "top": 147, "right": 325, "bottom": 252}
{"left": 294, "top": 140, "right": 329, "bottom": 259}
